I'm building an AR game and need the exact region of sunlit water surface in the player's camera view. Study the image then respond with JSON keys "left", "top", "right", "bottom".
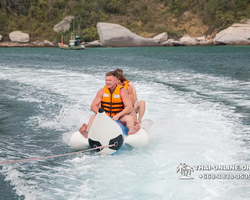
{"left": 0, "top": 46, "right": 250, "bottom": 200}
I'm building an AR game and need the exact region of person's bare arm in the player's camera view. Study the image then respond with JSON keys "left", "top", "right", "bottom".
{"left": 129, "top": 82, "right": 137, "bottom": 104}
{"left": 112, "top": 88, "right": 132, "bottom": 120}
{"left": 90, "top": 88, "right": 104, "bottom": 114}
{"left": 128, "top": 85, "right": 135, "bottom": 105}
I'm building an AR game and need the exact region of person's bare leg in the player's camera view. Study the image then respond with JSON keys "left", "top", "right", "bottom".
{"left": 135, "top": 100, "right": 145, "bottom": 123}
{"left": 120, "top": 115, "right": 140, "bottom": 135}
{"left": 128, "top": 123, "right": 140, "bottom": 135}
{"left": 86, "top": 115, "right": 96, "bottom": 132}
{"left": 79, "top": 115, "right": 96, "bottom": 138}
{"left": 130, "top": 109, "right": 137, "bottom": 122}
{"left": 79, "top": 123, "right": 88, "bottom": 138}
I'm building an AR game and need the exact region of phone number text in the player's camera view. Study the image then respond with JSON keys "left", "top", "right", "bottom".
{"left": 199, "top": 173, "right": 250, "bottom": 180}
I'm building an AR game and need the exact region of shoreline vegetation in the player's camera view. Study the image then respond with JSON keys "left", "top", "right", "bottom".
{"left": 0, "top": 41, "right": 250, "bottom": 48}
{"left": 1, "top": 1, "right": 250, "bottom": 47}
{"left": 1, "top": 21, "right": 250, "bottom": 48}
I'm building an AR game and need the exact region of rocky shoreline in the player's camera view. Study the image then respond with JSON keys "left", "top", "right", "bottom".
{"left": 0, "top": 41, "right": 211, "bottom": 48}
{"left": 0, "top": 42, "right": 57, "bottom": 47}
{"left": 1, "top": 20, "right": 250, "bottom": 48}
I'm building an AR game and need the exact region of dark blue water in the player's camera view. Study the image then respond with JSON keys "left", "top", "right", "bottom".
{"left": 0, "top": 46, "right": 250, "bottom": 200}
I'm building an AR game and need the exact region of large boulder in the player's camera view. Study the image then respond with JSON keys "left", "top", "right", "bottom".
{"left": 153, "top": 32, "right": 168, "bottom": 43}
{"left": 214, "top": 23, "right": 250, "bottom": 45}
{"left": 9, "top": 31, "right": 29, "bottom": 43}
{"left": 180, "top": 35, "right": 198, "bottom": 46}
{"left": 53, "top": 16, "right": 74, "bottom": 33}
{"left": 97, "top": 22, "right": 160, "bottom": 47}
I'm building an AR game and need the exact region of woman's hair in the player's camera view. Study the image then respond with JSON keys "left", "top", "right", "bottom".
{"left": 116, "top": 71, "right": 128, "bottom": 83}
{"left": 115, "top": 68, "right": 123, "bottom": 74}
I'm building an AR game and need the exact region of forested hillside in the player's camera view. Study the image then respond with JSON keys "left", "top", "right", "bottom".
{"left": 0, "top": 0, "right": 250, "bottom": 42}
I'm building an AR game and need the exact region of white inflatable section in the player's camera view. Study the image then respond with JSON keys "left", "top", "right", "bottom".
{"left": 124, "top": 119, "right": 154, "bottom": 148}
{"left": 69, "top": 112, "right": 154, "bottom": 154}
{"left": 70, "top": 131, "right": 89, "bottom": 150}
{"left": 140, "top": 119, "right": 154, "bottom": 131}
{"left": 88, "top": 110, "right": 124, "bottom": 155}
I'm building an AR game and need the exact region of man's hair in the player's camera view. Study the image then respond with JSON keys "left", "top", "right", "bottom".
{"left": 115, "top": 69, "right": 123, "bottom": 74}
{"left": 106, "top": 71, "right": 118, "bottom": 78}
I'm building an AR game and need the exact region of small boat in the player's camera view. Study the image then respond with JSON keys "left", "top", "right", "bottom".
{"left": 70, "top": 108, "right": 153, "bottom": 155}
{"left": 59, "top": 35, "right": 85, "bottom": 50}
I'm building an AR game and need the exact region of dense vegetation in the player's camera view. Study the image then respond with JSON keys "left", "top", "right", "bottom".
{"left": 0, "top": 0, "right": 250, "bottom": 43}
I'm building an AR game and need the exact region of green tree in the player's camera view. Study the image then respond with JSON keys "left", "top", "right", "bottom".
{"left": 82, "top": 27, "right": 99, "bottom": 42}
{"left": 0, "top": 12, "right": 8, "bottom": 31}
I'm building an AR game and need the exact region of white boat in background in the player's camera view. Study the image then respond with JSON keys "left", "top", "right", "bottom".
{"left": 59, "top": 35, "right": 85, "bottom": 50}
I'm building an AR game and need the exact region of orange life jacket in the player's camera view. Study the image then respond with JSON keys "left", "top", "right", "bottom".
{"left": 101, "top": 85, "right": 124, "bottom": 117}
{"left": 123, "top": 80, "right": 129, "bottom": 90}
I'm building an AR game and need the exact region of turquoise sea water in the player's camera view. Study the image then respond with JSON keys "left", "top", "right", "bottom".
{"left": 0, "top": 46, "right": 250, "bottom": 200}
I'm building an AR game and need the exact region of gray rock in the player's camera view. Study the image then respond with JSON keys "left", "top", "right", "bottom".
{"left": 53, "top": 16, "right": 74, "bottom": 33}
{"left": 214, "top": 23, "right": 250, "bottom": 45}
{"left": 9, "top": 31, "right": 29, "bottom": 43}
{"left": 196, "top": 36, "right": 206, "bottom": 42}
{"left": 32, "top": 41, "right": 43, "bottom": 46}
{"left": 0, "top": 35, "right": 2, "bottom": 41}
{"left": 163, "top": 39, "right": 174, "bottom": 46}
{"left": 153, "top": 32, "right": 168, "bottom": 43}
{"left": 85, "top": 40, "right": 102, "bottom": 47}
{"left": 97, "top": 22, "right": 160, "bottom": 47}
{"left": 199, "top": 39, "right": 214, "bottom": 46}
{"left": 240, "top": 19, "right": 250, "bottom": 24}
{"left": 195, "top": 36, "right": 214, "bottom": 46}
{"left": 173, "top": 41, "right": 184, "bottom": 46}
{"left": 43, "top": 40, "right": 53, "bottom": 46}
{"left": 180, "top": 35, "right": 198, "bottom": 46}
